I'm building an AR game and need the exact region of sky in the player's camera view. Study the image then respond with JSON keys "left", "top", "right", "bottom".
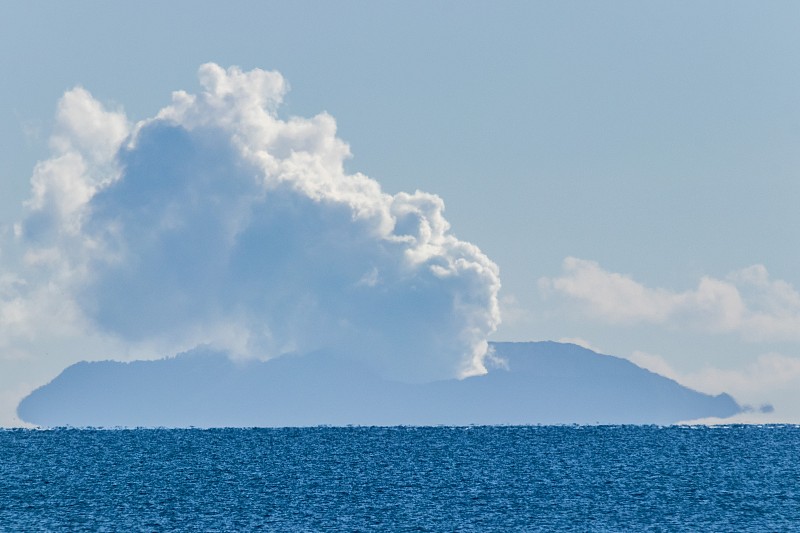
{"left": 2, "top": 1, "right": 800, "bottom": 425}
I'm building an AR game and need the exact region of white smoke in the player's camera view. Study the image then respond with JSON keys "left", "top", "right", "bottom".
{"left": 13, "top": 64, "right": 501, "bottom": 382}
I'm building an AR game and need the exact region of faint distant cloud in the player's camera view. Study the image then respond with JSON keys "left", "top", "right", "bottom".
{"left": 540, "top": 257, "right": 800, "bottom": 342}
{"left": 556, "top": 337, "right": 600, "bottom": 352}
{"left": 627, "top": 350, "right": 681, "bottom": 382}
{"left": 20, "top": 118, "right": 43, "bottom": 145}
{"left": 626, "top": 348, "right": 800, "bottom": 421}
{"left": 0, "top": 382, "right": 36, "bottom": 427}
{"left": 682, "top": 352, "right": 800, "bottom": 397}
{"left": 497, "top": 294, "right": 531, "bottom": 327}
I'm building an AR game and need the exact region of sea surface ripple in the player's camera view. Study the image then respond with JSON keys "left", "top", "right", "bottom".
{"left": 1, "top": 425, "right": 799, "bottom": 531}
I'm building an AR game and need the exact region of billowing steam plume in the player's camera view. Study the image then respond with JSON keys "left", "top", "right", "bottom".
{"left": 17, "top": 64, "right": 501, "bottom": 382}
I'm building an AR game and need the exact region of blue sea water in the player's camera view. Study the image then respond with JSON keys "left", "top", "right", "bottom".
{"left": 1, "top": 426, "right": 799, "bottom": 531}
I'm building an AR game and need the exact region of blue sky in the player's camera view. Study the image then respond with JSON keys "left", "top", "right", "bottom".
{"left": 2, "top": 1, "right": 800, "bottom": 424}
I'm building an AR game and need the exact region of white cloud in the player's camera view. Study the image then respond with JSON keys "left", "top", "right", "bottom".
{"left": 4, "top": 63, "right": 501, "bottom": 384}
{"left": 540, "top": 257, "right": 800, "bottom": 342}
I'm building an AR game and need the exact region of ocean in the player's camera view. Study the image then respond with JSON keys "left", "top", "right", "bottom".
{"left": 2, "top": 426, "right": 798, "bottom": 531}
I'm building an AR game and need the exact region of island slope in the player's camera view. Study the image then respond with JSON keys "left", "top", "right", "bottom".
{"left": 18, "top": 342, "right": 742, "bottom": 427}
